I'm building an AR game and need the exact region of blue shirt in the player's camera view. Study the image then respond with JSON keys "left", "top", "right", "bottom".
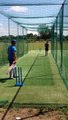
{"left": 8, "top": 45, "right": 16, "bottom": 60}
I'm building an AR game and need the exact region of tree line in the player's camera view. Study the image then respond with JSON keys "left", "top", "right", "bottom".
{"left": 0, "top": 24, "right": 68, "bottom": 42}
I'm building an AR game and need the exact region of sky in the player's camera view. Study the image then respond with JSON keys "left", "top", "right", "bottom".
{"left": 0, "top": 0, "right": 67, "bottom": 36}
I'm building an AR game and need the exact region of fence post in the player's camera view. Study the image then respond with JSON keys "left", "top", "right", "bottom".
{"left": 60, "top": 4, "right": 64, "bottom": 72}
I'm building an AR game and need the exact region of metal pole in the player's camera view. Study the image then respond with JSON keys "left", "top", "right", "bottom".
{"left": 56, "top": 18, "right": 58, "bottom": 63}
{"left": 17, "top": 24, "right": 19, "bottom": 57}
{"left": 22, "top": 27, "right": 24, "bottom": 55}
{"left": 52, "top": 25, "right": 54, "bottom": 57}
{"left": 60, "top": 4, "right": 64, "bottom": 72}
{"left": 26, "top": 29, "right": 28, "bottom": 53}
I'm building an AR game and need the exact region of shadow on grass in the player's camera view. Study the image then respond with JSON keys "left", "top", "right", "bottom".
{"left": 0, "top": 78, "right": 11, "bottom": 83}
{"left": 11, "top": 103, "right": 68, "bottom": 108}
{"left": 7, "top": 73, "right": 59, "bottom": 87}
{"left": 0, "top": 100, "right": 8, "bottom": 107}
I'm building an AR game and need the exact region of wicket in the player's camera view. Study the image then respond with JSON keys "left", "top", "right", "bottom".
{"left": 15, "top": 67, "right": 23, "bottom": 86}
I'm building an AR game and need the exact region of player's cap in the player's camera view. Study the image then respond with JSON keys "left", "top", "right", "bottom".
{"left": 11, "top": 39, "right": 16, "bottom": 44}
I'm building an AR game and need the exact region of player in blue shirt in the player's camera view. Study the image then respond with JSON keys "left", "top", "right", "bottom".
{"left": 8, "top": 39, "right": 17, "bottom": 78}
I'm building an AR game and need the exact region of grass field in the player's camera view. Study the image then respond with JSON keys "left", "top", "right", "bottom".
{"left": 0, "top": 41, "right": 68, "bottom": 108}
{"left": 0, "top": 49, "right": 68, "bottom": 108}
{"left": 28, "top": 41, "right": 45, "bottom": 51}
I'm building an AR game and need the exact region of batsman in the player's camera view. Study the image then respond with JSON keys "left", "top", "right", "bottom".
{"left": 7, "top": 39, "right": 17, "bottom": 79}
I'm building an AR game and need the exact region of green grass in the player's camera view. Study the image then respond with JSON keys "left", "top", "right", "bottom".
{"left": 0, "top": 50, "right": 68, "bottom": 107}
{"left": 28, "top": 41, "right": 45, "bottom": 51}
{"left": 0, "top": 40, "right": 68, "bottom": 107}
{"left": 25, "top": 54, "right": 54, "bottom": 86}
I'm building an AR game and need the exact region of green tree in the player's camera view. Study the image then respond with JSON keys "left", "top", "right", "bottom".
{"left": 37, "top": 24, "right": 51, "bottom": 40}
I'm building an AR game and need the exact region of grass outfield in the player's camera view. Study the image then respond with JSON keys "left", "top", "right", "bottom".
{"left": 28, "top": 41, "right": 45, "bottom": 51}
{"left": 0, "top": 50, "right": 68, "bottom": 107}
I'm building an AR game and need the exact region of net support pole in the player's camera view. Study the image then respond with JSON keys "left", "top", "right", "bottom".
{"left": 56, "top": 18, "right": 58, "bottom": 63}
{"left": 17, "top": 23, "right": 19, "bottom": 57}
{"left": 8, "top": 18, "right": 10, "bottom": 37}
{"left": 52, "top": 25, "right": 54, "bottom": 57}
{"left": 60, "top": 4, "right": 64, "bottom": 72}
{"left": 51, "top": 27, "right": 53, "bottom": 55}
{"left": 25, "top": 28, "right": 28, "bottom": 53}
{"left": 22, "top": 27, "right": 24, "bottom": 55}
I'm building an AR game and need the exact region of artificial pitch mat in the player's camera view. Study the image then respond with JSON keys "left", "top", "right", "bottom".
{"left": 0, "top": 50, "right": 68, "bottom": 107}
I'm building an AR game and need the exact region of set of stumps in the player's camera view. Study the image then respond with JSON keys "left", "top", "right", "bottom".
{"left": 15, "top": 67, "right": 23, "bottom": 86}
